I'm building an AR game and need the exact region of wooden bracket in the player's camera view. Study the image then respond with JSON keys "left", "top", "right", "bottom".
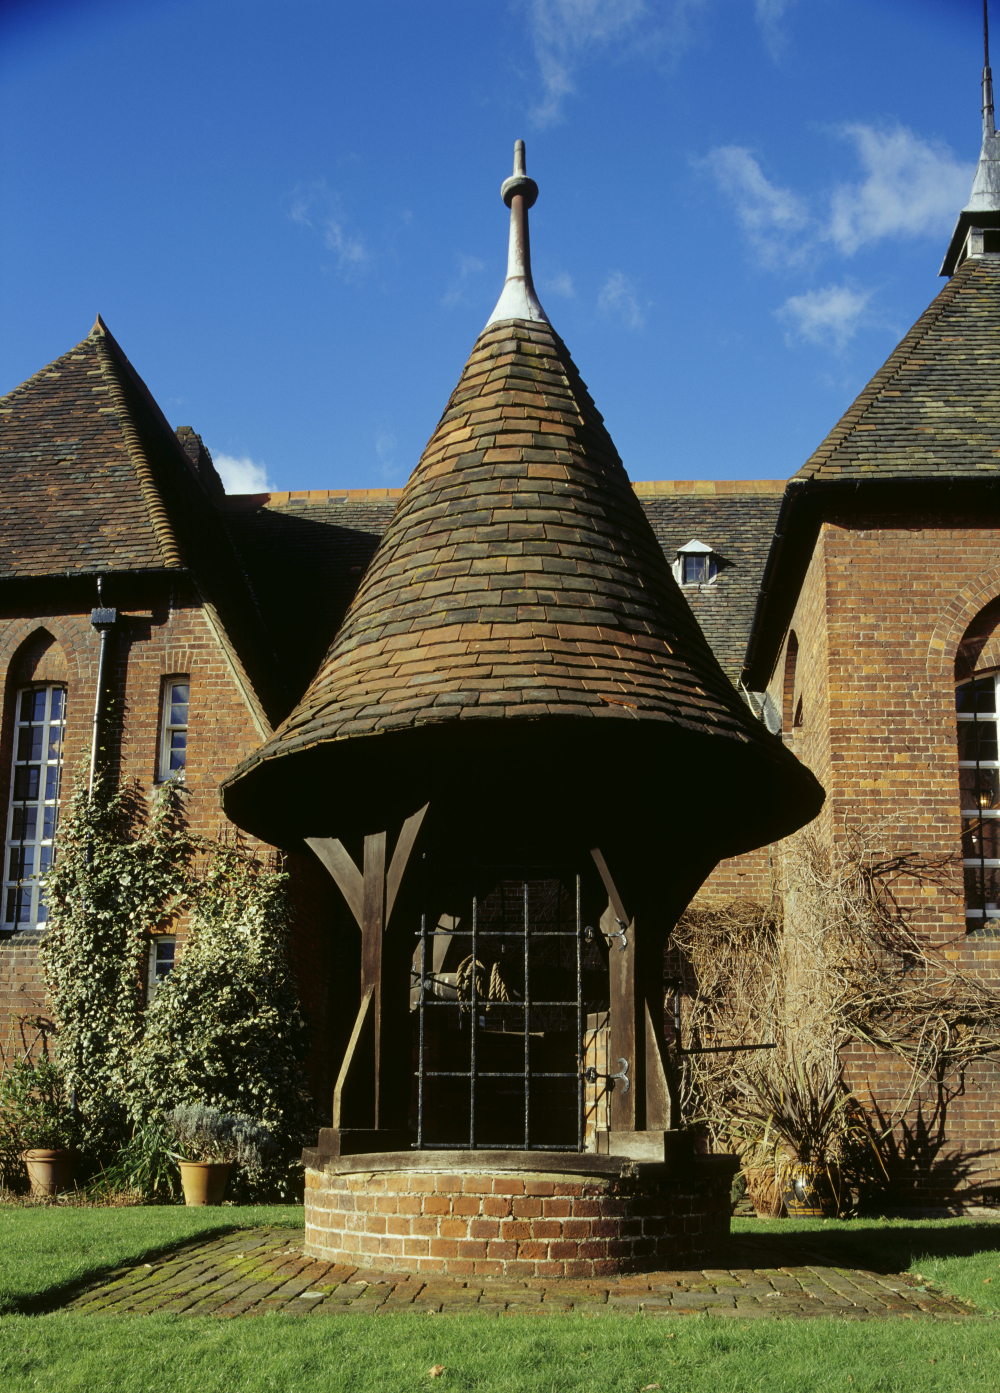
{"left": 309, "top": 805, "right": 430, "bottom": 1137}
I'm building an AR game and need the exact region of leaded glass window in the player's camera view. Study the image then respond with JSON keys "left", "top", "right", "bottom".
{"left": 4, "top": 685, "right": 66, "bottom": 929}
{"left": 957, "top": 672, "right": 1000, "bottom": 932}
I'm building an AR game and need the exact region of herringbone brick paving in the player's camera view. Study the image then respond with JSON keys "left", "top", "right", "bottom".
{"left": 58, "top": 1225, "right": 975, "bottom": 1320}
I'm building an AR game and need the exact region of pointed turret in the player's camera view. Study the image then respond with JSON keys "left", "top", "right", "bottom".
{"left": 222, "top": 142, "right": 822, "bottom": 856}
{"left": 941, "top": 2, "right": 1000, "bottom": 274}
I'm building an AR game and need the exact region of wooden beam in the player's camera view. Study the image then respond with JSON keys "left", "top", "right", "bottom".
{"left": 644, "top": 998, "right": 676, "bottom": 1131}
{"left": 333, "top": 988, "right": 374, "bottom": 1128}
{"left": 385, "top": 802, "right": 429, "bottom": 930}
{"left": 590, "top": 847, "right": 629, "bottom": 926}
{"left": 306, "top": 837, "right": 364, "bottom": 931}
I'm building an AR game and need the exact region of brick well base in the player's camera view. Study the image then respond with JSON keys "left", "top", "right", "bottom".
{"left": 303, "top": 1152, "right": 737, "bottom": 1277}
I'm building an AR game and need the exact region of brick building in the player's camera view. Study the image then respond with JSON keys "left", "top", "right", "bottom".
{"left": 4, "top": 66, "right": 1000, "bottom": 1208}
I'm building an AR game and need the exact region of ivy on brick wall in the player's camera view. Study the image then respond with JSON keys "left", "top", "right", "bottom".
{"left": 40, "top": 772, "right": 315, "bottom": 1197}
{"left": 40, "top": 775, "right": 191, "bottom": 1154}
{"left": 133, "top": 840, "right": 315, "bottom": 1198}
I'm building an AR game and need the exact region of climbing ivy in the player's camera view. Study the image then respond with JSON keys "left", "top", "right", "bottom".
{"left": 39, "top": 773, "right": 191, "bottom": 1154}
{"left": 133, "top": 842, "right": 315, "bottom": 1197}
{"left": 39, "top": 772, "right": 316, "bottom": 1196}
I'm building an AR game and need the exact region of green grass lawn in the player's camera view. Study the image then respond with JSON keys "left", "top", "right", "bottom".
{"left": 1, "top": 1206, "right": 999, "bottom": 1393}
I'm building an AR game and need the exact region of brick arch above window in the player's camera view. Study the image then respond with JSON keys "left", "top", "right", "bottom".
{"left": 8, "top": 629, "right": 68, "bottom": 687}
{"left": 0, "top": 618, "right": 89, "bottom": 690}
{"left": 926, "top": 569, "right": 1000, "bottom": 683}
{"left": 157, "top": 648, "right": 196, "bottom": 676}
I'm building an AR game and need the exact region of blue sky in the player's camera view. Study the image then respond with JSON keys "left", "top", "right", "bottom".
{"left": 0, "top": 0, "right": 988, "bottom": 492}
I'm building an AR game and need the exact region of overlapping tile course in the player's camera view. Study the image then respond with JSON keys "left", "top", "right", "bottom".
{"left": 232, "top": 319, "right": 784, "bottom": 777}
{"left": 797, "top": 257, "right": 1000, "bottom": 483}
{"left": 640, "top": 486, "right": 783, "bottom": 682}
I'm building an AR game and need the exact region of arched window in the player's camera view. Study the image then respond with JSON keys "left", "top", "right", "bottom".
{"left": 782, "top": 632, "right": 799, "bottom": 737}
{"left": 4, "top": 685, "right": 66, "bottom": 929}
{"left": 957, "top": 672, "right": 1000, "bottom": 933}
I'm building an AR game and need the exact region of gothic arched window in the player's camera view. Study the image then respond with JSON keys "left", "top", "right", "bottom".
{"left": 4, "top": 685, "right": 66, "bottom": 929}
{"left": 957, "top": 672, "right": 1000, "bottom": 933}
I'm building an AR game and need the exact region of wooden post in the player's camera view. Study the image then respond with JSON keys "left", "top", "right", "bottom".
{"left": 307, "top": 804, "right": 428, "bottom": 1153}
{"left": 591, "top": 848, "right": 681, "bottom": 1153}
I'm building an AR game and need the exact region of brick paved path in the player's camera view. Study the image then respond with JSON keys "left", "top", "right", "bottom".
{"left": 59, "top": 1226, "right": 974, "bottom": 1320}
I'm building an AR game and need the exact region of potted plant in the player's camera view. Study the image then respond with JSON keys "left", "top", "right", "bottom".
{"left": 0, "top": 1057, "right": 81, "bottom": 1197}
{"left": 735, "top": 1053, "right": 852, "bottom": 1217}
{"left": 162, "top": 1104, "right": 275, "bottom": 1206}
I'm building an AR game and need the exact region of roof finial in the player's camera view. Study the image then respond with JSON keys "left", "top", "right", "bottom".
{"left": 985, "top": 0, "right": 995, "bottom": 136}
{"left": 484, "top": 141, "right": 549, "bottom": 328}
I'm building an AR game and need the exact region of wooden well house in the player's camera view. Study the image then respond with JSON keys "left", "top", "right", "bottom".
{"left": 222, "top": 144, "right": 823, "bottom": 1275}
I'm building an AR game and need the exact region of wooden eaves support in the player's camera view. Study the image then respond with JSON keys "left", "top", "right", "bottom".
{"left": 306, "top": 803, "right": 429, "bottom": 1158}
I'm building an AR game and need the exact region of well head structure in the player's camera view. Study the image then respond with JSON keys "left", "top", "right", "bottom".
{"left": 223, "top": 142, "right": 822, "bottom": 1276}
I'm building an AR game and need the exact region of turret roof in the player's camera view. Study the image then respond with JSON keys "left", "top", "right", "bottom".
{"left": 0, "top": 317, "right": 285, "bottom": 725}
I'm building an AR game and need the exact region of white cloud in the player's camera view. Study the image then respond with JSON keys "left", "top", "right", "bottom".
{"left": 527, "top": 0, "right": 647, "bottom": 125}
{"left": 598, "top": 270, "right": 645, "bottom": 329}
{"left": 776, "top": 284, "right": 873, "bottom": 351}
{"left": 699, "top": 145, "right": 808, "bottom": 264}
{"left": 289, "top": 181, "right": 369, "bottom": 274}
{"left": 444, "top": 254, "right": 486, "bottom": 307}
{"left": 213, "top": 453, "right": 275, "bottom": 495}
{"left": 375, "top": 428, "right": 402, "bottom": 481}
{"left": 754, "top": 0, "right": 796, "bottom": 60}
{"left": 824, "top": 124, "right": 974, "bottom": 255}
{"left": 540, "top": 271, "right": 575, "bottom": 298}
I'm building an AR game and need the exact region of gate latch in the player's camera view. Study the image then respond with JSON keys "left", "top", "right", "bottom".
{"left": 584, "top": 1057, "right": 630, "bottom": 1093}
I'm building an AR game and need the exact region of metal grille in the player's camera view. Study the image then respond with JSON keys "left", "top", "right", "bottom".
{"left": 414, "top": 872, "right": 588, "bottom": 1151}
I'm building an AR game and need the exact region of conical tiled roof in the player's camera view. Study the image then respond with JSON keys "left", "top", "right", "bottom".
{"left": 223, "top": 318, "right": 821, "bottom": 847}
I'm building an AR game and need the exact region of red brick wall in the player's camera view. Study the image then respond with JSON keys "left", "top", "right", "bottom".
{"left": 767, "top": 516, "right": 1000, "bottom": 1196}
{"left": 0, "top": 579, "right": 338, "bottom": 1112}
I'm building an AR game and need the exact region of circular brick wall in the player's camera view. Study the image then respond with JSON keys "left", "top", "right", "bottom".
{"left": 304, "top": 1156, "right": 736, "bottom": 1278}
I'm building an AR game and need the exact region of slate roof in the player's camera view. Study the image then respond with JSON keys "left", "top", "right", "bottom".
{"left": 636, "top": 482, "right": 784, "bottom": 683}
{"left": 222, "top": 481, "right": 782, "bottom": 701}
{"left": 222, "top": 317, "right": 821, "bottom": 845}
{"left": 222, "top": 490, "right": 401, "bottom": 705}
{"left": 0, "top": 318, "right": 285, "bottom": 727}
{"left": 795, "top": 256, "right": 1000, "bottom": 483}
{"left": 743, "top": 255, "right": 1000, "bottom": 688}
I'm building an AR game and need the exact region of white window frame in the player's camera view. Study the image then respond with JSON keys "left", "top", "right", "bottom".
{"left": 673, "top": 539, "right": 718, "bottom": 588}
{"left": 4, "top": 684, "right": 66, "bottom": 930}
{"left": 147, "top": 935, "right": 177, "bottom": 997}
{"left": 158, "top": 678, "right": 190, "bottom": 781}
{"left": 957, "top": 671, "right": 1000, "bottom": 932}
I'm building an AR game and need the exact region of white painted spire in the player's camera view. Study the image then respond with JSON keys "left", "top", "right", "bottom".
{"left": 485, "top": 140, "right": 550, "bottom": 328}
{"left": 940, "top": 2, "right": 1000, "bottom": 274}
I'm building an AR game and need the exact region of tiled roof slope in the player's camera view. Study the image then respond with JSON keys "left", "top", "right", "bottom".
{"left": 0, "top": 319, "right": 284, "bottom": 726}
{"left": 638, "top": 482, "right": 784, "bottom": 682}
{"left": 223, "top": 319, "right": 818, "bottom": 837}
{"left": 223, "top": 482, "right": 782, "bottom": 703}
{"left": 795, "top": 256, "right": 1000, "bottom": 482}
{"left": 222, "top": 490, "right": 400, "bottom": 704}
{"left": 0, "top": 322, "right": 177, "bottom": 574}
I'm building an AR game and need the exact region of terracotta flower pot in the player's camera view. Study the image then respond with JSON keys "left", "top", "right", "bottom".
{"left": 178, "top": 1160, "right": 232, "bottom": 1206}
{"left": 23, "top": 1148, "right": 77, "bottom": 1198}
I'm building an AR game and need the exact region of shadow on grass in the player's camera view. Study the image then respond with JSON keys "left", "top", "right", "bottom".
{"left": 5, "top": 1224, "right": 291, "bottom": 1318}
{"left": 726, "top": 1222, "right": 1000, "bottom": 1276}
